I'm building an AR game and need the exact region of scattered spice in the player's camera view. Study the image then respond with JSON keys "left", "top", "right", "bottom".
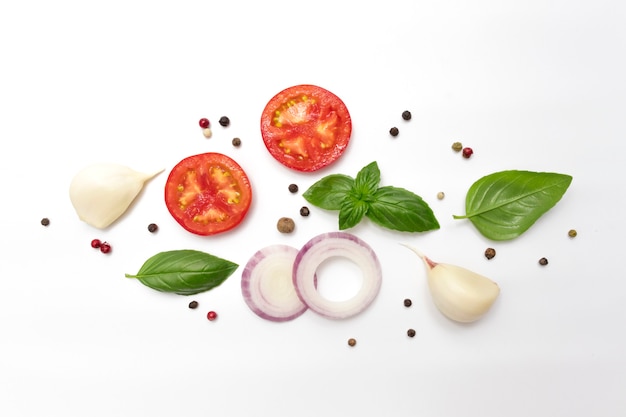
{"left": 347, "top": 338, "right": 357, "bottom": 347}
{"left": 147, "top": 223, "right": 158, "bottom": 233}
{"left": 202, "top": 128, "right": 212, "bottom": 138}
{"left": 539, "top": 257, "right": 549, "bottom": 266}
{"left": 207, "top": 311, "right": 218, "bottom": 321}
{"left": 462, "top": 147, "right": 474, "bottom": 158}
{"left": 100, "top": 242, "right": 112, "bottom": 254}
{"left": 277, "top": 217, "right": 295, "bottom": 233}
{"left": 218, "top": 116, "right": 230, "bottom": 127}
{"left": 402, "top": 110, "right": 412, "bottom": 120}
{"left": 407, "top": 329, "right": 416, "bottom": 338}
{"left": 91, "top": 239, "right": 101, "bottom": 249}
{"left": 403, "top": 298, "right": 412, "bottom": 307}
{"left": 484, "top": 248, "right": 496, "bottom": 260}
{"left": 437, "top": 191, "right": 445, "bottom": 200}
{"left": 568, "top": 229, "right": 578, "bottom": 238}
{"left": 389, "top": 127, "right": 399, "bottom": 137}
{"left": 40, "top": 218, "right": 50, "bottom": 226}
{"left": 288, "top": 183, "right": 299, "bottom": 193}
{"left": 232, "top": 137, "right": 241, "bottom": 147}
{"left": 300, "top": 206, "right": 310, "bottom": 217}
{"left": 452, "top": 141, "right": 463, "bottom": 152}
{"left": 188, "top": 301, "right": 199, "bottom": 309}
{"left": 199, "top": 118, "right": 210, "bottom": 128}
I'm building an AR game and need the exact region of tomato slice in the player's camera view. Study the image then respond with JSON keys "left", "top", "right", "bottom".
{"left": 260, "top": 84, "right": 352, "bottom": 172}
{"left": 165, "top": 153, "right": 252, "bottom": 236}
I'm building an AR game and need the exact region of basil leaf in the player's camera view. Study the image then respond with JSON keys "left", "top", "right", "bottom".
{"left": 125, "top": 249, "right": 238, "bottom": 295}
{"left": 453, "top": 170, "right": 573, "bottom": 240}
{"left": 366, "top": 186, "right": 440, "bottom": 232}
{"left": 354, "top": 161, "right": 380, "bottom": 196}
{"left": 302, "top": 174, "right": 354, "bottom": 210}
{"left": 338, "top": 193, "right": 370, "bottom": 230}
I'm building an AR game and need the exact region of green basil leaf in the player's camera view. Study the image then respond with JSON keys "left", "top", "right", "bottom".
{"left": 338, "top": 193, "right": 369, "bottom": 230}
{"left": 354, "top": 161, "right": 380, "bottom": 196}
{"left": 125, "top": 249, "right": 238, "bottom": 295}
{"left": 302, "top": 174, "right": 355, "bottom": 210}
{"left": 453, "top": 170, "right": 573, "bottom": 240}
{"left": 366, "top": 186, "right": 440, "bottom": 232}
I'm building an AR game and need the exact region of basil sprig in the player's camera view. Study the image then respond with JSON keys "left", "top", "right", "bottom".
{"left": 125, "top": 249, "right": 238, "bottom": 295}
{"left": 453, "top": 170, "right": 573, "bottom": 240}
{"left": 303, "top": 161, "right": 439, "bottom": 232}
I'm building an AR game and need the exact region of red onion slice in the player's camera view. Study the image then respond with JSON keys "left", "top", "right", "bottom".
{"left": 293, "top": 232, "right": 382, "bottom": 319}
{"left": 241, "top": 245, "right": 309, "bottom": 322}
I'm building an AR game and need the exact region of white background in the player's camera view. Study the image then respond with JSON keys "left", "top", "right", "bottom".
{"left": 1, "top": 1, "right": 625, "bottom": 416}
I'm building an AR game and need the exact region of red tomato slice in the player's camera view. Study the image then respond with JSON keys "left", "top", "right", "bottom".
{"left": 260, "top": 84, "right": 352, "bottom": 172}
{"left": 165, "top": 153, "right": 252, "bottom": 236}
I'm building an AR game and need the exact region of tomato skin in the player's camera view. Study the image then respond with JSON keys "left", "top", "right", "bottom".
{"left": 260, "top": 84, "right": 352, "bottom": 172}
{"left": 164, "top": 153, "right": 252, "bottom": 236}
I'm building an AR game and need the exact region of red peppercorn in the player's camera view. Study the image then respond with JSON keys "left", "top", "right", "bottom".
{"left": 462, "top": 147, "right": 474, "bottom": 158}
{"left": 100, "top": 242, "right": 112, "bottom": 254}
{"left": 199, "top": 118, "right": 210, "bottom": 128}
{"left": 91, "top": 239, "right": 102, "bottom": 248}
{"left": 207, "top": 311, "right": 218, "bottom": 321}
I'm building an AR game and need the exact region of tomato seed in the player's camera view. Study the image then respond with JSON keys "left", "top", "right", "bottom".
{"left": 232, "top": 137, "right": 242, "bottom": 147}
{"left": 288, "top": 183, "right": 299, "bottom": 193}
{"left": 199, "top": 118, "right": 210, "bottom": 128}
{"left": 539, "top": 257, "right": 549, "bottom": 266}
{"left": 148, "top": 223, "right": 158, "bottom": 233}
{"left": 40, "top": 218, "right": 50, "bottom": 226}
{"left": 207, "top": 311, "right": 218, "bottom": 321}
{"left": 188, "top": 301, "right": 199, "bottom": 309}
{"left": 407, "top": 329, "right": 416, "bottom": 337}
{"left": 348, "top": 338, "right": 357, "bottom": 347}
{"left": 300, "top": 206, "right": 310, "bottom": 217}
{"left": 277, "top": 217, "right": 295, "bottom": 233}
{"left": 462, "top": 147, "right": 474, "bottom": 158}
{"left": 404, "top": 298, "right": 412, "bottom": 307}
{"left": 91, "top": 239, "right": 102, "bottom": 248}
{"left": 218, "top": 116, "right": 230, "bottom": 127}
{"left": 100, "top": 242, "right": 112, "bottom": 254}
{"left": 485, "top": 248, "right": 496, "bottom": 260}
{"left": 389, "top": 127, "right": 399, "bottom": 137}
{"left": 402, "top": 110, "right": 412, "bottom": 120}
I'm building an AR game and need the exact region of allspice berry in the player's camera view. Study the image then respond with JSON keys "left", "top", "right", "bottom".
{"left": 277, "top": 217, "right": 295, "bottom": 233}
{"left": 484, "top": 248, "right": 496, "bottom": 260}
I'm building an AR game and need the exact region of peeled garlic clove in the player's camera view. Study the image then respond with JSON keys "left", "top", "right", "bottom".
{"left": 403, "top": 245, "right": 500, "bottom": 323}
{"left": 69, "top": 163, "right": 163, "bottom": 229}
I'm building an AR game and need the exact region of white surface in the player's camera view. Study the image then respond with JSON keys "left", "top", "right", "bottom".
{"left": 1, "top": 1, "right": 625, "bottom": 416}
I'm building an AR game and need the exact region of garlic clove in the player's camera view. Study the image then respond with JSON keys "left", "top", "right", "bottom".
{"left": 69, "top": 163, "right": 163, "bottom": 229}
{"left": 403, "top": 245, "right": 500, "bottom": 323}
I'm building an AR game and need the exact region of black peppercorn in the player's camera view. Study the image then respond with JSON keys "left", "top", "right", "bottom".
{"left": 539, "top": 257, "right": 549, "bottom": 266}
{"left": 407, "top": 329, "right": 416, "bottom": 337}
{"left": 188, "top": 301, "right": 199, "bottom": 309}
{"left": 485, "top": 248, "right": 496, "bottom": 260}
{"left": 300, "top": 206, "right": 310, "bottom": 217}
{"left": 218, "top": 116, "right": 230, "bottom": 127}
{"left": 40, "top": 218, "right": 50, "bottom": 226}
{"left": 402, "top": 110, "right": 412, "bottom": 120}
{"left": 232, "top": 137, "right": 241, "bottom": 147}
{"left": 389, "top": 127, "right": 399, "bottom": 137}
{"left": 148, "top": 223, "right": 158, "bottom": 233}
{"left": 288, "top": 183, "right": 298, "bottom": 193}
{"left": 403, "top": 298, "right": 412, "bottom": 307}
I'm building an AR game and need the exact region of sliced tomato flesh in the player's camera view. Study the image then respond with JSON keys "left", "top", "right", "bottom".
{"left": 165, "top": 153, "right": 252, "bottom": 236}
{"left": 261, "top": 85, "right": 352, "bottom": 172}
